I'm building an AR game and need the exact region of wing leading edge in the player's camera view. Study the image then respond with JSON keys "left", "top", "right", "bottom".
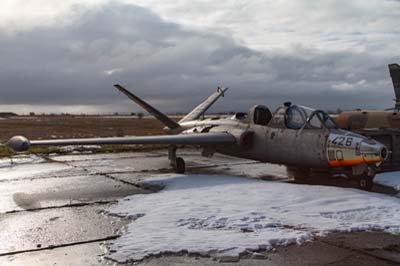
{"left": 7, "top": 133, "right": 236, "bottom": 152}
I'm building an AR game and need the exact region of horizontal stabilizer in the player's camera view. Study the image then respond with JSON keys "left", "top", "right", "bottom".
{"left": 7, "top": 134, "right": 236, "bottom": 152}
{"left": 114, "top": 84, "right": 181, "bottom": 129}
{"left": 179, "top": 87, "right": 228, "bottom": 123}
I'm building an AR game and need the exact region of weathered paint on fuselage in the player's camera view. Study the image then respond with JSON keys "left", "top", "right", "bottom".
{"left": 180, "top": 114, "right": 386, "bottom": 171}
{"left": 181, "top": 116, "right": 330, "bottom": 168}
{"left": 335, "top": 111, "right": 400, "bottom": 130}
{"left": 218, "top": 124, "right": 330, "bottom": 167}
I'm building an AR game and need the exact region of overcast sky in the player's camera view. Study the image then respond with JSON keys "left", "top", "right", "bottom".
{"left": 0, "top": 0, "right": 399, "bottom": 114}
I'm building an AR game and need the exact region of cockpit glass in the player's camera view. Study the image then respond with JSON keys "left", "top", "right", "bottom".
{"left": 270, "top": 107, "right": 287, "bottom": 127}
{"left": 307, "top": 113, "right": 323, "bottom": 129}
{"left": 285, "top": 105, "right": 337, "bottom": 129}
{"left": 319, "top": 112, "right": 337, "bottom": 128}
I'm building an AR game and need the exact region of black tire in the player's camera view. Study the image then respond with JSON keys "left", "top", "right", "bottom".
{"left": 358, "top": 176, "right": 374, "bottom": 191}
{"left": 175, "top": 157, "right": 185, "bottom": 174}
{"left": 287, "top": 167, "right": 311, "bottom": 182}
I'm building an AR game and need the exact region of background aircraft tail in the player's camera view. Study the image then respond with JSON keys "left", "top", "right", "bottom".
{"left": 114, "top": 84, "right": 181, "bottom": 130}
{"left": 114, "top": 84, "right": 228, "bottom": 130}
{"left": 389, "top": 63, "right": 400, "bottom": 109}
{"left": 179, "top": 87, "right": 228, "bottom": 123}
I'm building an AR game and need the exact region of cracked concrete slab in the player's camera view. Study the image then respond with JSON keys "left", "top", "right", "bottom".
{"left": 0, "top": 174, "right": 146, "bottom": 213}
{"left": 0, "top": 205, "right": 126, "bottom": 255}
{"left": 0, "top": 242, "right": 108, "bottom": 266}
{"left": 320, "top": 232, "right": 400, "bottom": 264}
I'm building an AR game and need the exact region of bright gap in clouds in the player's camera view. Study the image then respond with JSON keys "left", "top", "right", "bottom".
{"left": 0, "top": 0, "right": 108, "bottom": 33}
{"left": 121, "top": 0, "right": 400, "bottom": 53}
{"left": 2, "top": 0, "right": 399, "bottom": 53}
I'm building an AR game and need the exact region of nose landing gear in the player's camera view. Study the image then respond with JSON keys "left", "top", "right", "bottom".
{"left": 352, "top": 166, "right": 376, "bottom": 191}
{"left": 168, "top": 146, "right": 186, "bottom": 174}
{"left": 287, "top": 165, "right": 376, "bottom": 191}
{"left": 357, "top": 176, "right": 374, "bottom": 191}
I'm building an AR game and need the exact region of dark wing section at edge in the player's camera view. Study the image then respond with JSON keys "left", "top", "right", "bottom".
{"left": 389, "top": 63, "right": 400, "bottom": 110}
{"left": 7, "top": 133, "right": 236, "bottom": 152}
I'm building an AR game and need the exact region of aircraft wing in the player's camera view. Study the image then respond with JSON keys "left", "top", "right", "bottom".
{"left": 7, "top": 133, "right": 236, "bottom": 152}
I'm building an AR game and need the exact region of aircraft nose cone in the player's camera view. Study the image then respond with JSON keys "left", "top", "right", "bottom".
{"left": 359, "top": 139, "right": 388, "bottom": 163}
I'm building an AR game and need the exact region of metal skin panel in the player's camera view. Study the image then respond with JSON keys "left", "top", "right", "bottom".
{"left": 214, "top": 115, "right": 329, "bottom": 168}
{"left": 267, "top": 128, "right": 328, "bottom": 167}
{"left": 260, "top": 127, "right": 328, "bottom": 167}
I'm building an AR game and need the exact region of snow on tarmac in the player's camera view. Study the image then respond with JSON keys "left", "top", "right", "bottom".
{"left": 106, "top": 174, "right": 400, "bottom": 262}
{"left": 375, "top": 171, "right": 400, "bottom": 191}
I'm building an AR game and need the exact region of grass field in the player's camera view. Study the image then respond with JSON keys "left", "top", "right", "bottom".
{"left": 0, "top": 116, "right": 168, "bottom": 140}
{"left": 0, "top": 116, "right": 176, "bottom": 157}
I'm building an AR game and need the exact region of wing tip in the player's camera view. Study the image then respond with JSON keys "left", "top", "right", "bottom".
{"left": 217, "top": 86, "right": 229, "bottom": 97}
{"left": 113, "top": 84, "right": 124, "bottom": 90}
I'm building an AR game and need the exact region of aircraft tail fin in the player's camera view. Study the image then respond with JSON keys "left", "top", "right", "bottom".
{"left": 389, "top": 63, "right": 400, "bottom": 109}
{"left": 179, "top": 87, "right": 228, "bottom": 123}
{"left": 114, "top": 84, "right": 181, "bottom": 129}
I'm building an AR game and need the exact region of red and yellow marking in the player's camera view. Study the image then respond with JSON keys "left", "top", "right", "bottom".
{"left": 328, "top": 157, "right": 382, "bottom": 167}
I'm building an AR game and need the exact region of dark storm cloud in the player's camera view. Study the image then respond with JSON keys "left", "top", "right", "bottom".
{"left": 0, "top": 2, "right": 398, "bottom": 114}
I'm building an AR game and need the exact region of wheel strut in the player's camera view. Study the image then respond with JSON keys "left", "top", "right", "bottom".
{"left": 168, "top": 146, "right": 186, "bottom": 173}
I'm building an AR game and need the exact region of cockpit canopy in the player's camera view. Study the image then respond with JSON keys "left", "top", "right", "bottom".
{"left": 239, "top": 103, "right": 337, "bottom": 130}
{"left": 270, "top": 104, "right": 337, "bottom": 129}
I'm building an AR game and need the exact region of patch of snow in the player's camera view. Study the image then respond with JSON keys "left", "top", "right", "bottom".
{"left": 375, "top": 171, "right": 400, "bottom": 191}
{"left": 105, "top": 175, "right": 400, "bottom": 262}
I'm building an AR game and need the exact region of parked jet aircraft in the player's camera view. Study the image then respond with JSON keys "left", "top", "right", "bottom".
{"left": 7, "top": 84, "right": 388, "bottom": 190}
{"left": 333, "top": 63, "right": 400, "bottom": 171}
{"left": 335, "top": 63, "right": 400, "bottom": 130}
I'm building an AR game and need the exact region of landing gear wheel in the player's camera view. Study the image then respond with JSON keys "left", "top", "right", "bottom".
{"left": 358, "top": 176, "right": 374, "bottom": 191}
{"left": 175, "top": 157, "right": 185, "bottom": 174}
